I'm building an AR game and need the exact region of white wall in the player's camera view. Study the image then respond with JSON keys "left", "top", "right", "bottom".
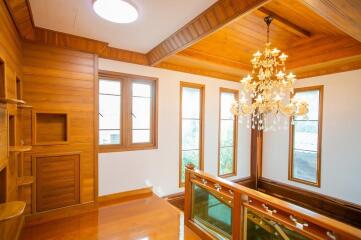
{"left": 98, "top": 58, "right": 251, "bottom": 197}
{"left": 263, "top": 69, "right": 361, "bottom": 205}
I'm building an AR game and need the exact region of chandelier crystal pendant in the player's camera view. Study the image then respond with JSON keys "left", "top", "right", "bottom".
{"left": 231, "top": 16, "right": 309, "bottom": 131}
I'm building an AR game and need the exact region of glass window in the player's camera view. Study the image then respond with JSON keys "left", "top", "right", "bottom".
{"left": 99, "top": 79, "right": 121, "bottom": 145}
{"left": 180, "top": 84, "right": 204, "bottom": 185}
{"left": 290, "top": 87, "right": 323, "bottom": 186}
{"left": 219, "top": 90, "right": 238, "bottom": 176}
{"left": 132, "top": 82, "right": 153, "bottom": 143}
{"left": 98, "top": 72, "right": 157, "bottom": 151}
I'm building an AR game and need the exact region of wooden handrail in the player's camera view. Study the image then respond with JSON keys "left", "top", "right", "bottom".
{"left": 184, "top": 166, "right": 361, "bottom": 240}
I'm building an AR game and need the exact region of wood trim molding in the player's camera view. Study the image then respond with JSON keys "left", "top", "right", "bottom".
{"left": 257, "top": 177, "right": 361, "bottom": 229}
{"left": 97, "top": 187, "right": 153, "bottom": 203}
{"left": 97, "top": 70, "right": 158, "bottom": 153}
{"left": 218, "top": 88, "right": 239, "bottom": 178}
{"left": 301, "top": 0, "right": 361, "bottom": 42}
{"left": 4, "top": 0, "right": 149, "bottom": 65}
{"left": 179, "top": 82, "right": 205, "bottom": 187}
{"left": 147, "top": 0, "right": 272, "bottom": 66}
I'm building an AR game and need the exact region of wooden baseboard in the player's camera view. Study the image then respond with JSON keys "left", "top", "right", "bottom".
{"left": 25, "top": 202, "right": 97, "bottom": 227}
{"left": 25, "top": 187, "right": 153, "bottom": 227}
{"left": 98, "top": 187, "right": 153, "bottom": 203}
{"left": 258, "top": 177, "right": 361, "bottom": 228}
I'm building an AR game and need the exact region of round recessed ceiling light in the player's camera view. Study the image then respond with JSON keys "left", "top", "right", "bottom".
{"left": 93, "top": 0, "right": 138, "bottom": 24}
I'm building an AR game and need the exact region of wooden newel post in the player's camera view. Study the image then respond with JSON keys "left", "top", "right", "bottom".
{"left": 184, "top": 163, "right": 195, "bottom": 224}
{"left": 232, "top": 191, "right": 242, "bottom": 240}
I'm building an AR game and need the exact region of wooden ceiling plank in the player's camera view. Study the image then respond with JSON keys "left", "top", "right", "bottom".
{"left": 147, "top": 0, "right": 272, "bottom": 66}
{"left": 178, "top": 48, "right": 251, "bottom": 70}
{"left": 301, "top": 0, "right": 361, "bottom": 42}
{"left": 258, "top": 7, "right": 311, "bottom": 38}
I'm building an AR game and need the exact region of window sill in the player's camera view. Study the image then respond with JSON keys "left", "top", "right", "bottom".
{"left": 98, "top": 144, "right": 158, "bottom": 153}
{"left": 288, "top": 176, "right": 320, "bottom": 188}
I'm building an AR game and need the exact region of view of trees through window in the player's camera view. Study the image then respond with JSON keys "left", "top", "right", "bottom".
{"left": 180, "top": 84, "right": 203, "bottom": 184}
{"left": 291, "top": 88, "right": 322, "bottom": 185}
{"left": 219, "top": 90, "right": 237, "bottom": 176}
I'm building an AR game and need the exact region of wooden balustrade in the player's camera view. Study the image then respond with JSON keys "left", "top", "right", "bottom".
{"left": 184, "top": 165, "right": 361, "bottom": 240}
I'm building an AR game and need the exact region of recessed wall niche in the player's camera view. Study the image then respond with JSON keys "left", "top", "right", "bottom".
{"left": 0, "top": 58, "right": 5, "bottom": 98}
{"left": 16, "top": 77, "right": 22, "bottom": 100}
{"left": 32, "top": 112, "right": 69, "bottom": 145}
{"left": 0, "top": 167, "right": 6, "bottom": 203}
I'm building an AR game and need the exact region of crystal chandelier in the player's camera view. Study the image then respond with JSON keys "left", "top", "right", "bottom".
{"left": 231, "top": 16, "right": 309, "bottom": 131}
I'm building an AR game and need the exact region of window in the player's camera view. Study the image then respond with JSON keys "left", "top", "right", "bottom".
{"left": 218, "top": 88, "right": 238, "bottom": 177}
{"left": 179, "top": 82, "right": 204, "bottom": 186}
{"left": 98, "top": 71, "right": 157, "bottom": 152}
{"left": 289, "top": 86, "right": 323, "bottom": 187}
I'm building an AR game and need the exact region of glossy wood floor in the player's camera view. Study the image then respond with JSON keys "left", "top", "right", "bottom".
{"left": 20, "top": 194, "right": 200, "bottom": 240}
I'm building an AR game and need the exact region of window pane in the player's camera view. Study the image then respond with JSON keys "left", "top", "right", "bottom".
{"left": 99, "top": 130, "right": 120, "bottom": 145}
{"left": 221, "top": 92, "right": 235, "bottom": 120}
{"left": 294, "top": 90, "right": 319, "bottom": 120}
{"left": 181, "top": 150, "right": 200, "bottom": 182}
{"left": 99, "top": 95, "right": 120, "bottom": 130}
{"left": 220, "top": 147, "right": 234, "bottom": 175}
{"left": 182, "top": 87, "right": 200, "bottom": 119}
{"left": 132, "top": 130, "right": 150, "bottom": 143}
{"left": 99, "top": 80, "right": 121, "bottom": 95}
{"left": 293, "top": 150, "right": 317, "bottom": 183}
{"left": 132, "top": 97, "right": 151, "bottom": 129}
{"left": 182, "top": 119, "right": 200, "bottom": 150}
{"left": 220, "top": 120, "right": 234, "bottom": 147}
{"left": 294, "top": 121, "right": 318, "bottom": 152}
{"left": 133, "top": 83, "right": 151, "bottom": 97}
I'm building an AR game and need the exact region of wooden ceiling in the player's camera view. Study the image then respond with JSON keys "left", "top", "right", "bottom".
{"left": 157, "top": 0, "right": 361, "bottom": 80}
{"left": 4, "top": 0, "right": 361, "bottom": 81}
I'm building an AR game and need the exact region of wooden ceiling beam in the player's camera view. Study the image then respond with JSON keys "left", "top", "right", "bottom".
{"left": 4, "top": 0, "right": 35, "bottom": 40}
{"left": 258, "top": 7, "right": 311, "bottom": 38}
{"left": 147, "top": 0, "right": 272, "bottom": 66}
{"left": 301, "top": 0, "right": 361, "bottom": 42}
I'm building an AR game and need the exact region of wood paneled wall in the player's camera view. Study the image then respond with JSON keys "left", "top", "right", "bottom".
{"left": 0, "top": 0, "right": 23, "bottom": 202}
{"left": 20, "top": 42, "right": 97, "bottom": 215}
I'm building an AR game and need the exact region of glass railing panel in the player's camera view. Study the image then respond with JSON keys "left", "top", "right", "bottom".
{"left": 245, "top": 208, "right": 311, "bottom": 240}
{"left": 191, "top": 183, "right": 232, "bottom": 239}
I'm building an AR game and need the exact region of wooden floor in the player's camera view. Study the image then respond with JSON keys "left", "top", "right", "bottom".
{"left": 20, "top": 194, "right": 200, "bottom": 240}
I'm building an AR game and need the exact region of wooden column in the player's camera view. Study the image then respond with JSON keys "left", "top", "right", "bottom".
{"left": 250, "top": 129, "right": 263, "bottom": 188}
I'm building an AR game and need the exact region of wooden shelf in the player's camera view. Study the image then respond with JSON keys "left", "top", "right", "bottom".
{"left": 0, "top": 201, "right": 26, "bottom": 222}
{"left": 0, "top": 98, "right": 26, "bottom": 105}
{"left": 9, "top": 146, "right": 32, "bottom": 152}
{"left": 17, "top": 104, "right": 32, "bottom": 109}
{"left": 17, "top": 176, "right": 34, "bottom": 186}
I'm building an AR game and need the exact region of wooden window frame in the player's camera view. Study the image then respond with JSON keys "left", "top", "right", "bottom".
{"left": 98, "top": 70, "right": 158, "bottom": 153}
{"left": 218, "top": 88, "right": 238, "bottom": 178}
{"left": 179, "top": 82, "right": 205, "bottom": 187}
{"left": 288, "top": 85, "right": 323, "bottom": 187}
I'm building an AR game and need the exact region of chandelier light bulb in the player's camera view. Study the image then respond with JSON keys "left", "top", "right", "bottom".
{"left": 232, "top": 16, "right": 309, "bottom": 131}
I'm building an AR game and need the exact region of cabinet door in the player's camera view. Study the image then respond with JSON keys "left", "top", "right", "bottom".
{"left": 35, "top": 153, "right": 80, "bottom": 212}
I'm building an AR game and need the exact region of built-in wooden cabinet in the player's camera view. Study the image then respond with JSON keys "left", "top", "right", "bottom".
{"left": 34, "top": 153, "right": 80, "bottom": 212}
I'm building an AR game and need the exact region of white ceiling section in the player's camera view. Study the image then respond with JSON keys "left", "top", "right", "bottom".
{"left": 29, "top": 0, "right": 217, "bottom": 53}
